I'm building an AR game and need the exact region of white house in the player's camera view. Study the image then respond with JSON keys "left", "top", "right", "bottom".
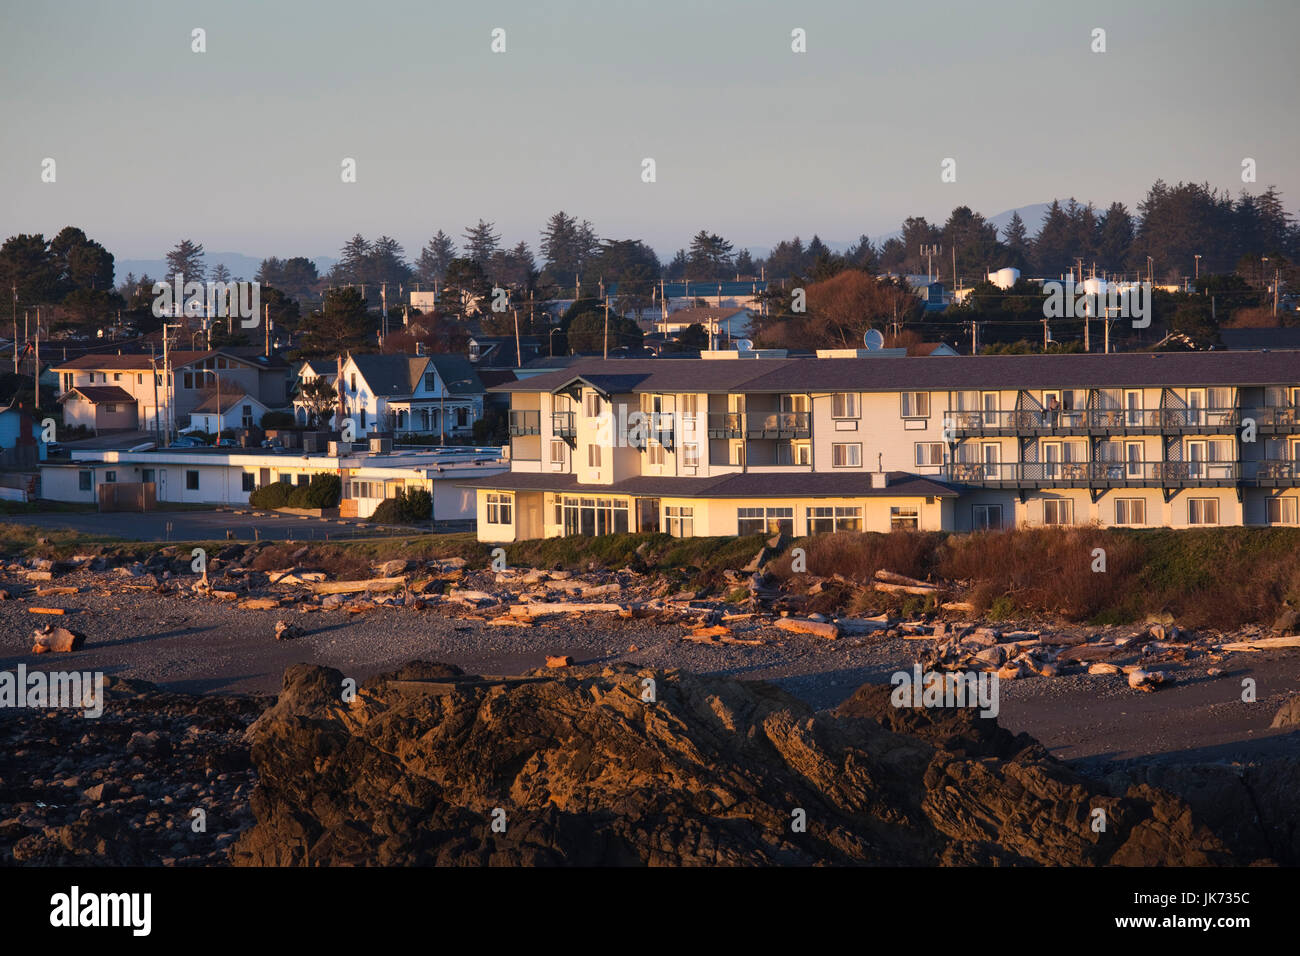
{"left": 188, "top": 391, "right": 271, "bottom": 434}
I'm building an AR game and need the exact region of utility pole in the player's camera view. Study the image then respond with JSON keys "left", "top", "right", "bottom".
{"left": 603, "top": 297, "right": 610, "bottom": 360}
{"left": 513, "top": 309, "right": 522, "bottom": 367}
{"left": 381, "top": 282, "right": 388, "bottom": 341}
{"left": 32, "top": 308, "right": 39, "bottom": 408}
{"left": 150, "top": 356, "right": 161, "bottom": 445}
{"left": 264, "top": 302, "right": 270, "bottom": 357}
{"left": 1274, "top": 267, "right": 1280, "bottom": 316}
{"left": 1194, "top": 254, "right": 1201, "bottom": 283}
{"left": 162, "top": 322, "right": 180, "bottom": 445}
{"left": 9, "top": 285, "right": 15, "bottom": 374}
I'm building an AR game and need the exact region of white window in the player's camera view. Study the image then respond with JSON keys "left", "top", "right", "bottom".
{"left": 486, "top": 493, "right": 512, "bottom": 524}
{"left": 900, "top": 392, "right": 929, "bottom": 418}
{"left": 683, "top": 443, "right": 700, "bottom": 467}
{"left": 588, "top": 444, "right": 601, "bottom": 468}
{"left": 779, "top": 441, "right": 811, "bottom": 465}
{"left": 104, "top": 470, "right": 116, "bottom": 483}
{"left": 972, "top": 504, "right": 1002, "bottom": 530}
{"left": 738, "top": 507, "right": 793, "bottom": 536}
{"left": 890, "top": 506, "right": 919, "bottom": 530}
{"left": 1266, "top": 497, "right": 1298, "bottom": 525}
{"left": 584, "top": 391, "right": 601, "bottom": 417}
{"left": 831, "top": 443, "right": 861, "bottom": 468}
{"left": 680, "top": 394, "right": 698, "bottom": 415}
{"left": 104, "top": 403, "right": 119, "bottom": 413}
{"left": 729, "top": 440, "right": 745, "bottom": 466}
{"left": 831, "top": 393, "right": 859, "bottom": 418}
{"left": 915, "top": 443, "right": 944, "bottom": 467}
{"left": 1043, "top": 499, "right": 1073, "bottom": 525}
{"left": 805, "top": 506, "right": 863, "bottom": 534}
{"left": 647, "top": 441, "right": 665, "bottom": 466}
{"left": 1115, "top": 498, "right": 1146, "bottom": 525}
{"left": 1188, "top": 498, "right": 1219, "bottom": 525}
{"left": 806, "top": 507, "right": 834, "bottom": 534}
{"left": 664, "top": 505, "right": 693, "bottom": 537}
{"left": 550, "top": 439, "right": 566, "bottom": 464}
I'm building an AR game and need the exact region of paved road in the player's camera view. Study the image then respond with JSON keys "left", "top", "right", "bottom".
{"left": 0, "top": 509, "right": 428, "bottom": 542}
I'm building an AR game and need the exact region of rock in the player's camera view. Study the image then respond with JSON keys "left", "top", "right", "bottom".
{"left": 377, "top": 559, "right": 409, "bottom": 576}
{"left": 230, "top": 664, "right": 1238, "bottom": 867}
{"left": 273, "top": 620, "right": 303, "bottom": 641}
{"left": 1272, "top": 609, "right": 1300, "bottom": 635}
{"left": 1270, "top": 695, "right": 1300, "bottom": 729}
{"left": 31, "top": 626, "right": 86, "bottom": 654}
{"left": 545, "top": 655, "right": 574, "bottom": 669}
{"left": 1128, "top": 669, "right": 1172, "bottom": 692}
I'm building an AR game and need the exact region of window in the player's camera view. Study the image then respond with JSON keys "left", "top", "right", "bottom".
{"left": 738, "top": 506, "right": 792, "bottom": 536}
{"left": 834, "top": 506, "right": 862, "bottom": 531}
{"left": 104, "top": 470, "right": 116, "bottom": 483}
{"left": 242, "top": 473, "right": 255, "bottom": 492}
{"left": 78, "top": 471, "right": 92, "bottom": 491}
{"left": 729, "top": 440, "right": 745, "bottom": 466}
{"left": 831, "top": 393, "right": 859, "bottom": 418}
{"left": 901, "top": 392, "right": 930, "bottom": 418}
{"left": 972, "top": 504, "right": 1002, "bottom": 530}
{"left": 104, "top": 403, "right": 119, "bottom": 413}
{"left": 1266, "top": 497, "right": 1298, "bottom": 525}
{"left": 424, "top": 372, "right": 437, "bottom": 391}
{"left": 778, "top": 441, "right": 811, "bottom": 465}
{"left": 588, "top": 444, "right": 602, "bottom": 469}
{"left": 550, "top": 439, "right": 566, "bottom": 464}
{"left": 456, "top": 407, "right": 469, "bottom": 427}
{"left": 805, "top": 506, "right": 862, "bottom": 533}
{"left": 680, "top": 394, "right": 698, "bottom": 415}
{"left": 280, "top": 474, "right": 292, "bottom": 485}
{"left": 890, "top": 506, "right": 919, "bottom": 530}
{"left": 486, "top": 493, "right": 513, "bottom": 524}
{"left": 185, "top": 470, "right": 199, "bottom": 491}
{"left": 683, "top": 443, "right": 700, "bottom": 467}
{"left": 1115, "top": 498, "right": 1146, "bottom": 525}
{"left": 350, "top": 374, "right": 357, "bottom": 391}
{"left": 831, "top": 443, "right": 861, "bottom": 468}
{"left": 1043, "top": 499, "right": 1073, "bottom": 525}
{"left": 647, "top": 441, "right": 665, "bottom": 466}
{"left": 114, "top": 373, "right": 121, "bottom": 381}
{"left": 183, "top": 372, "right": 194, "bottom": 389}
{"left": 664, "top": 505, "right": 693, "bottom": 537}
{"left": 915, "top": 443, "right": 945, "bottom": 467}
{"left": 1188, "top": 498, "right": 1219, "bottom": 525}
{"left": 137, "top": 374, "right": 142, "bottom": 384}
{"left": 141, "top": 469, "right": 155, "bottom": 484}
{"left": 584, "top": 391, "right": 601, "bottom": 417}
{"left": 558, "top": 495, "right": 629, "bottom": 535}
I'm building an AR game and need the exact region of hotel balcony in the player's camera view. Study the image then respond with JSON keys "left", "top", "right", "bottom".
{"left": 1251, "top": 406, "right": 1300, "bottom": 434}
{"left": 707, "top": 412, "right": 744, "bottom": 439}
{"left": 947, "top": 459, "right": 1241, "bottom": 489}
{"left": 744, "top": 411, "right": 811, "bottom": 440}
{"left": 551, "top": 410, "right": 576, "bottom": 438}
{"left": 947, "top": 407, "right": 1240, "bottom": 437}
{"left": 508, "top": 409, "right": 541, "bottom": 436}
{"left": 1241, "top": 458, "right": 1300, "bottom": 486}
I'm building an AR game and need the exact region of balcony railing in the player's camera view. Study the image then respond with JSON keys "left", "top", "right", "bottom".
{"left": 1242, "top": 458, "right": 1300, "bottom": 483}
{"left": 1251, "top": 406, "right": 1300, "bottom": 431}
{"left": 707, "top": 412, "right": 744, "bottom": 438}
{"left": 551, "top": 410, "right": 576, "bottom": 437}
{"left": 947, "top": 460, "right": 1241, "bottom": 486}
{"left": 947, "top": 407, "right": 1240, "bottom": 434}
{"left": 745, "top": 411, "right": 811, "bottom": 439}
{"left": 508, "top": 410, "right": 540, "bottom": 436}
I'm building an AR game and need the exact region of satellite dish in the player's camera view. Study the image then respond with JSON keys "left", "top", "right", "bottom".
{"left": 735, "top": 338, "right": 754, "bottom": 352}
{"left": 863, "top": 329, "right": 885, "bottom": 351}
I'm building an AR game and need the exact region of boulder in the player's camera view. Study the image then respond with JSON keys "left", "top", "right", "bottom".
{"left": 31, "top": 626, "right": 86, "bottom": 654}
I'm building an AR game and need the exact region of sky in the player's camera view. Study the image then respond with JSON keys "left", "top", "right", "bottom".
{"left": 2, "top": 0, "right": 1298, "bottom": 264}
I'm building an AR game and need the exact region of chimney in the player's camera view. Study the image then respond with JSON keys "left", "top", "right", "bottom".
{"left": 870, "top": 471, "right": 888, "bottom": 489}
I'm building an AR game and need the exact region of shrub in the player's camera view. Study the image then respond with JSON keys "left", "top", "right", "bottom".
{"left": 248, "top": 482, "right": 291, "bottom": 508}
{"left": 261, "top": 411, "right": 297, "bottom": 430}
{"left": 369, "top": 488, "right": 431, "bottom": 524}
{"left": 287, "top": 474, "right": 341, "bottom": 509}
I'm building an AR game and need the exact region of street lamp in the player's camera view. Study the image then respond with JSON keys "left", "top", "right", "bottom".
{"left": 1194, "top": 254, "right": 1202, "bottom": 282}
{"left": 549, "top": 326, "right": 562, "bottom": 356}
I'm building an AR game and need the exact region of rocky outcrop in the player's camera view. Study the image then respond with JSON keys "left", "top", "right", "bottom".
{"left": 232, "top": 663, "right": 1241, "bottom": 866}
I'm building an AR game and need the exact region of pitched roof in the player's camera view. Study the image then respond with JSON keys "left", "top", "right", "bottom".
{"left": 60, "top": 385, "right": 135, "bottom": 404}
{"left": 1218, "top": 328, "right": 1300, "bottom": 351}
{"left": 50, "top": 349, "right": 262, "bottom": 372}
{"left": 191, "top": 390, "right": 264, "bottom": 413}
{"left": 493, "top": 352, "right": 1300, "bottom": 395}
{"left": 349, "top": 353, "right": 424, "bottom": 397}
{"left": 457, "top": 470, "right": 957, "bottom": 499}
{"left": 426, "top": 353, "right": 483, "bottom": 394}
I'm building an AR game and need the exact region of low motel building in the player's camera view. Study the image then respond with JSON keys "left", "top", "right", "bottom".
{"left": 461, "top": 350, "right": 1300, "bottom": 542}
{"left": 40, "top": 444, "right": 507, "bottom": 520}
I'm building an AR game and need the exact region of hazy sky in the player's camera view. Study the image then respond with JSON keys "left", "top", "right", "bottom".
{"left": 2, "top": 0, "right": 1297, "bottom": 262}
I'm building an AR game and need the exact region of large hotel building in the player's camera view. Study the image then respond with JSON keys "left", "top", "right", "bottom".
{"left": 464, "top": 350, "right": 1300, "bottom": 541}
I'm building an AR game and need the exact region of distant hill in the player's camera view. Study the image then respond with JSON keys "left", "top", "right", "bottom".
{"left": 113, "top": 253, "right": 337, "bottom": 285}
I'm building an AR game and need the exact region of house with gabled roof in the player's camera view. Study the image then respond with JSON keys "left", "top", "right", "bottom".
{"left": 338, "top": 352, "right": 486, "bottom": 439}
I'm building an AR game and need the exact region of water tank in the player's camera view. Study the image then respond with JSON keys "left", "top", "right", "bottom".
{"left": 989, "top": 268, "right": 1020, "bottom": 290}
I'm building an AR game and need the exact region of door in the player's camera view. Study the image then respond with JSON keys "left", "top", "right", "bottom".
{"left": 982, "top": 443, "right": 1000, "bottom": 480}
{"left": 158, "top": 469, "right": 168, "bottom": 501}
{"left": 1043, "top": 391, "right": 1061, "bottom": 427}
{"left": 982, "top": 391, "right": 998, "bottom": 427}
{"left": 1186, "top": 439, "right": 1207, "bottom": 479}
{"left": 1042, "top": 441, "right": 1062, "bottom": 479}
{"left": 637, "top": 498, "right": 660, "bottom": 533}
{"left": 1125, "top": 441, "right": 1143, "bottom": 479}
{"left": 1187, "top": 389, "right": 1206, "bottom": 426}
{"left": 1125, "top": 390, "right": 1142, "bottom": 427}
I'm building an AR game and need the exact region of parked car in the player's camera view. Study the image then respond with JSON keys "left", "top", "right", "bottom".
{"left": 171, "top": 435, "right": 208, "bottom": 448}
{"left": 217, "top": 438, "right": 239, "bottom": 448}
